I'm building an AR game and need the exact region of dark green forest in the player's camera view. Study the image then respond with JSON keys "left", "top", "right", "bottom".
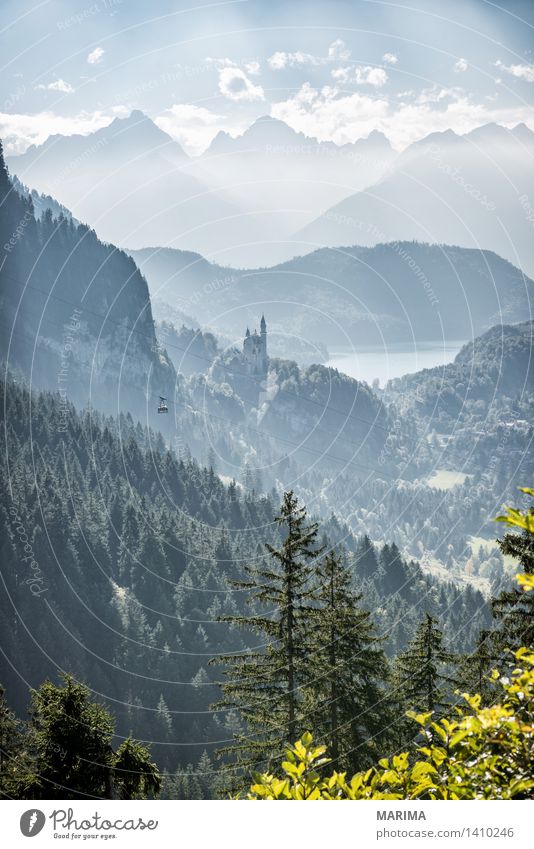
{"left": 2, "top": 377, "right": 516, "bottom": 798}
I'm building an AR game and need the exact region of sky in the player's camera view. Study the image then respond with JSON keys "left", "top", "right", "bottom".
{"left": 1, "top": 0, "right": 533, "bottom": 155}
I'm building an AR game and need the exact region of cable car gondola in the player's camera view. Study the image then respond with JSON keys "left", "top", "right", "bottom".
{"left": 157, "top": 396, "right": 168, "bottom": 414}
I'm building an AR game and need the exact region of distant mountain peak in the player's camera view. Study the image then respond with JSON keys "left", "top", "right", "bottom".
{"left": 512, "top": 122, "right": 534, "bottom": 142}
{"left": 464, "top": 122, "right": 512, "bottom": 143}
{"left": 205, "top": 115, "right": 394, "bottom": 158}
{"left": 355, "top": 129, "right": 392, "bottom": 150}
{"left": 204, "top": 115, "right": 303, "bottom": 156}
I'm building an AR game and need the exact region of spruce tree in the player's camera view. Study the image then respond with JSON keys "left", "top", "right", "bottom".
{"left": 491, "top": 526, "right": 534, "bottom": 652}
{"left": 306, "top": 549, "right": 390, "bottom": 772}
{"left": 457, "top": 629, "right": 497, "bottom": 706}
{"left": 0, "top": 684, "right": 25, "bottom": 798}
{"left": 394, "top": 613, "right": 454, "bottom": 715}
{"left": 21, "top": 675, "right": 161, "bottom": 799}
{"left": 211, "top": 491, "right": 322, "bottom": 775}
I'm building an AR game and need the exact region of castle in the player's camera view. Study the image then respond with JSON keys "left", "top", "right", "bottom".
{"left": 242, "top": 315, "right": 268, "bottom": 376}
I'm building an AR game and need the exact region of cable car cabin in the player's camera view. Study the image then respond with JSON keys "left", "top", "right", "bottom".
{"left": 158, "top": 396, "right": 168, "bottom": 414}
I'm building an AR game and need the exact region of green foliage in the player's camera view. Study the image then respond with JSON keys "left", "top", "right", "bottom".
{"left": 0, "top": 684, "right": 26, "bottom": 798}
{"left": 492, "top": 487, "right": 534, "bottom": 652}
{"left": 112, "top": 737, "right": 161, "bottom": 800}
{"left": 1, "top": 675, "right": 160, "bottom": 800}
{"left": 246, "top": 647, "right": 534, "bottom": 800}
{"left": 495, "top": 487, "right": 534, "bottom": 534}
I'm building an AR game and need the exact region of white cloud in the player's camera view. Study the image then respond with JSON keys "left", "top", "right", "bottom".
{"left": 495, "top": 59, "right": 534, "bottom": 82}
{"left": 35, "top": 78, "right": 75, "bottom": 93}
{"left": 270, "top": 84, "right": 534, "bottom": 149}
{"left": 454, "top": 58, "right": 468, "bottom": 72}
{"left": 0, "top": 110, "right": 115, "bottom": 154}
{"left": 271, "top": 85, "right": 389, "bottom": 144}
{"left": 355, "top": 66, "right": 388, "bottom": 87}
{"left": 87, "top": 47, "right": 105, "bottom": 65}
{"left": 206, "top": 56, "right": 235, "bottom": 68}
{"left": 382, "top": 53, "right": 398, "bottom": 65}
{"left": 328, "top": 39, "right": 350, "bottom": 61}
{"left": 155, "top": 104, "right": 234, "bottom": 154}
{"left": 332, "top": 65, "right": 388, "bottom": 87}
{"left": 218, "top": 66, "right": 264, "bottom": 101}
{"left": 268, "top": 42, "right": 350, "bottom": 70}
{"left": 331, "top": 67, "right": 350, "bottom": 83}
{"left": 267, "top": 50, "right": 319, "bottom": 70}
{"left": 416, "top": 85, "right": 464, "bottom": 105}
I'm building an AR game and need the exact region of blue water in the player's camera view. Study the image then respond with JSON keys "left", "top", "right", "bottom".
{"left": 326, "top": 341, "right": 465, "bottom": 386}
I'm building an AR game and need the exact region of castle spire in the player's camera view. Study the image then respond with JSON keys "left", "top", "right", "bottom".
{"left": 245, "top": 327, "right": 250, "bottom": 337}
{"left": 260, "top": 314, "right": 266, "bottom": 333}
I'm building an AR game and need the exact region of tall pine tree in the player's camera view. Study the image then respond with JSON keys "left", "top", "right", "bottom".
{"left": 394, "top": 613, "right": 455, "bottom": 715}
{"left": 456, "top": 629, "right": 497, "bottom": 706}
{"left": 211, "top": 491, "right": 322, "bottom": 776}
{"left": 306, "top": 548, "right": 390, "bottom": 772}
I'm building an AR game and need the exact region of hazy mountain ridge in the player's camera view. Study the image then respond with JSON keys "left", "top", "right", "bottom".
{"left": 297, "top": 122, "right": 534, "bottom": 279}
{"left": 130, "top": 241, "right": 533, "bottom": 348}
{"left": 8, "top": 113, "right": 534, "bottom": 271}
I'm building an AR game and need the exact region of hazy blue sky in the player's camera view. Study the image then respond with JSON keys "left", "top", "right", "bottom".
{"left": 1, "top": 0, "right": 533, "bottom": 154}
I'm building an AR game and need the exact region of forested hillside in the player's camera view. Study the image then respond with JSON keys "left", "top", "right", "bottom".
{"left": 0, "top": 141, "right": 175, "bottom": 424}
{"left": 0, "top": 378, "right": 492, "bottom": 794}
{"left": 390, "top": 321, "right": 533, "bottom": 424}
{"left": 131, "top": 241, "right": 533, "bottom": 347}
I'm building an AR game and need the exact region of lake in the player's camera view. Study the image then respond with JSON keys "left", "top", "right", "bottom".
{"left": 326, "top": 341, "right": 466, "bottom": 386}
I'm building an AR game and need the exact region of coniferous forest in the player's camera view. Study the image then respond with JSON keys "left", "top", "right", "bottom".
{"left": 1, "top": 377, "right": 532, "bottom": 799}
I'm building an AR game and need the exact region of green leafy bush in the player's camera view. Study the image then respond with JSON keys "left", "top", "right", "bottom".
{"left": 246, "top": 646, "right": 534, "bottom": 800}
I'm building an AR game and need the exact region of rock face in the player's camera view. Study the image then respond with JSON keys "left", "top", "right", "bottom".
{"left": 0, "top": 140, "right": 176, "bottom": 429}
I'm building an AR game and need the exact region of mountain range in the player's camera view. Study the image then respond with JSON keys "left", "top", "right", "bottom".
{"left": 129, "top": 242, "right": 533, "bottom": 349}
{"left": 297, "top": 123, "right": 534, "bottom": 279}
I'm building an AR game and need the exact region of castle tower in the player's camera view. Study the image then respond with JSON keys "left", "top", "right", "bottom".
{"left": 242, "top": 316, "right": 268, "bottom": 376}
